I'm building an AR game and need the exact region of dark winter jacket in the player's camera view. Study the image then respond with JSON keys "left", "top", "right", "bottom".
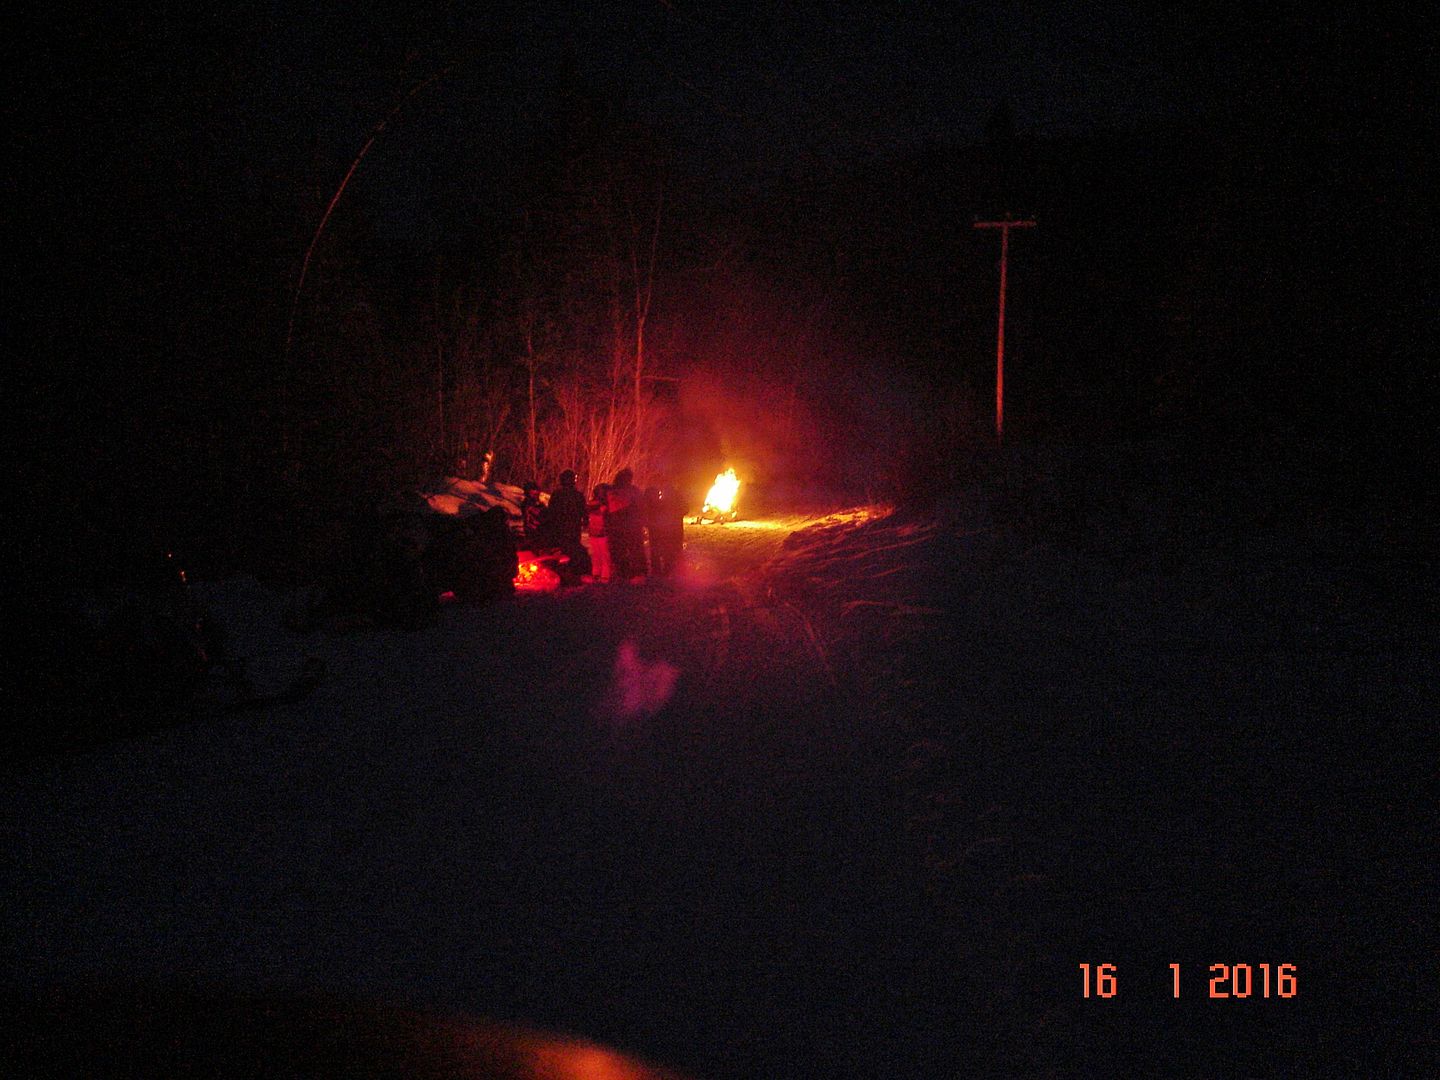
{"left": 606, "top": 482, "right": 641, "bottom": 533}
{"left": 546, "top": 484, "right": 587, "bottom": 550}
{"left": 606, "top": 480, "right": 646, "bottom": 579}
{"left": 644, "top": 486, "right": 684, "bottom": 533}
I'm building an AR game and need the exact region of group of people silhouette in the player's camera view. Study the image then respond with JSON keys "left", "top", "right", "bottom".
{"left": 520, "top": 468, "right": 685, "bottom": 584}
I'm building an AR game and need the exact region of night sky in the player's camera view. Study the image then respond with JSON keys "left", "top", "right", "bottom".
{"left": 17, "top": 4, "right": 1418, "bottom": 242}
{"left": 201, "top": 5, "right": 1416, "bottom": 179}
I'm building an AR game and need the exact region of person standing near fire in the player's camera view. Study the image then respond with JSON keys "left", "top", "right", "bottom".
{"left": 546, "top": 469, "right": 589, "bottom": 576}
{"left": 586, "top": 483, "right": 611, "bottom": 583}
{"left": 644, "top": 480, "right": 685, "bottom": 577}
{"left": 606, "top": 468, "right": 645, "bottom": 582}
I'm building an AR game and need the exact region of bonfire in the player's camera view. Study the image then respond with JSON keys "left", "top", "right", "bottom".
{"left": 695, "top": 468, "right": 741, "bottom": 524}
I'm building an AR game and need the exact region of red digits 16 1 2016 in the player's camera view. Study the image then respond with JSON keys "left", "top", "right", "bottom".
{"left": 1081, "top": 964, "right": 1298, "bottom": 998}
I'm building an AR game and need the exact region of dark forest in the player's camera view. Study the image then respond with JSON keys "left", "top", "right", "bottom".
{"left": 12, "top": 6, "right": 1431, "bottom": 578}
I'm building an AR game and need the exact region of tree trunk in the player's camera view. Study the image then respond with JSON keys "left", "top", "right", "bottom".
{"left": 526, "top": 332, "right": 538, "bottom": 482}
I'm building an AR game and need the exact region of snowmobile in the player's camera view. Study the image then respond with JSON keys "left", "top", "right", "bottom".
{"left": 690, "top": 503, "right": 739, "bottom": 525}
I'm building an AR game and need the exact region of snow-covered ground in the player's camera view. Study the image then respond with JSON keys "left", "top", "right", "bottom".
{"left": 756, "top": 500, "right": 1435, "bottom": 1073}
{"left": 3, "top": 503, "right": 1432, "bottom": 1075}
{"left": 4, "top": 517, "right": 908, "bottom": 1076}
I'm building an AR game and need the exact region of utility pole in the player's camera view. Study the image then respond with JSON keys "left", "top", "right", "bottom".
{"left": 974, "top": 218, "right": 1035, "bottom": 443}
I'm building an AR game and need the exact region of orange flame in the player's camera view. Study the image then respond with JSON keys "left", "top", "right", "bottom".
{"left": 703, "top": 468, "right": 740, "bottom": 516}
{"left": 514, "top": 555, "right": 561, "bottom": 592}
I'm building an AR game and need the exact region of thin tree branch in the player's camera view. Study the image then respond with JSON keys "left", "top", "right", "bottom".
{"left": 280, "top": 64, "right": 451, "bottom": 453}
